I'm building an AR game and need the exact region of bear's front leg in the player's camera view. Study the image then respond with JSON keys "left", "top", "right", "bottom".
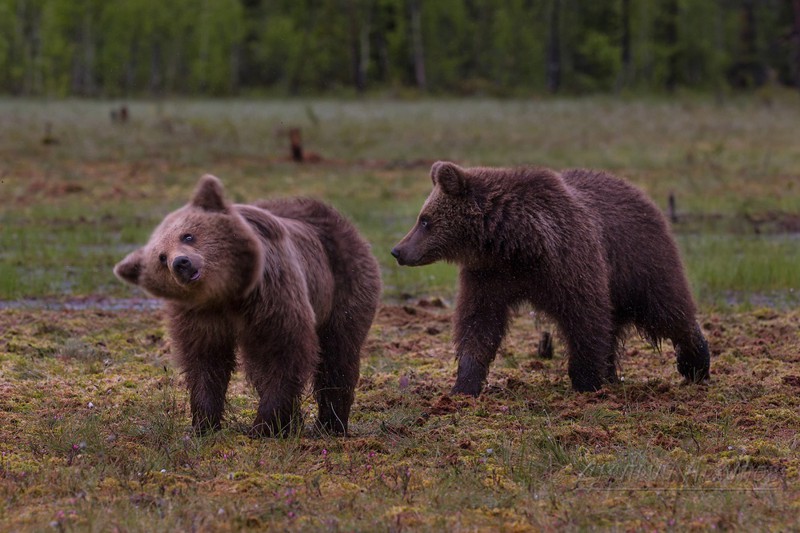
{"left": 241, "top": 320, "right": 320, "bottom": 438}
{"left": 451, "top": 270, "right": 512, "bottom": 397}
{"left": 168, "top": 313, "right": 236, "bottom": 434}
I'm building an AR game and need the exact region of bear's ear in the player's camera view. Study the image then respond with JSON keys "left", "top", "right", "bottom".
{"left": 191, "top": 174, "right": 229, "bottom": 212}
{"left": 431, "top": 161, "right": 468, "bottom": 197}
{"left": 114, "top": 249, "right": 143, "bottom": 285}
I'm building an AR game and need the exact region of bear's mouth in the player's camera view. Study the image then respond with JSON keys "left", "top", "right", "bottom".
{"left": 174, "top": 267, "right": 201, "bottom": 285}
{"left": 172, "top": 256, "right": 202, "bottom": 285}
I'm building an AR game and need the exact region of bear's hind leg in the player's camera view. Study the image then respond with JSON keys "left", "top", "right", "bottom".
{"left": 242, "top": 325, "right": 319, "bottom": 438}
{"left": 313, "top": 316, "right": 370, "bottom": 436}
{"left": 631, "top": 275, "right": 709, "bottom": 383}
{"left": 249, "top": 372, "right": 306, "bottom": 438}
{"left": 636, "top": 309, "right": 710, "bottom": 384}
{"left": 566, "top": 339, "right": 616, "bottom": 392}
{"left": 563, "top": 317, "right": 617, "bottom": 392}
{"left": 251, "top": 393, "right": 304, "bottom": 438}
{"left": 673, "top": 321, "right": 710, "bottom": 383}
{"left": 604, "top": 325, "right": 626, "bottom": 384}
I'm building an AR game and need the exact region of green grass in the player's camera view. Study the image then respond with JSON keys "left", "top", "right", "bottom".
{"left": 3, "top": 96, "right": 800, "bottom": 179}
{"left": 681, "top": 234, "right": 800, "bottom": 307}
{"left": 2, "top": 96, "right": 800, "bottom": 304}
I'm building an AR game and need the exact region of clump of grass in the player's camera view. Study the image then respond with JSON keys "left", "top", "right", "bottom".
{"left": 60, "top": 338, "right": 108, "bottom": 362}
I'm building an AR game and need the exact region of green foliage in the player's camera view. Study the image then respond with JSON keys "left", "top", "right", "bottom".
{"left": 249, "top": 15, "right": 302, "bottom": 88}
{"left": 561, "top": 0, "right": 621, "bottom": 92}
{"left": 189, "top": 0, "right": 244, "bottom": 94}
{"left": 420, "top": 0, "right": 471, "bottom": 92}
{"left": 0, "top": 0, "right": 797, "bottom": 96}
{"left": 573, "top": 30, "right": 621, "bottom": 92}
{"left": 677, "top": 0, "right": 726, "bottom": 89}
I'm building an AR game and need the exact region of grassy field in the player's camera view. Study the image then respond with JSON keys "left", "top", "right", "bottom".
{"left": 1, "top": 96, "right": 800, "bottom": 530}
{"left": 3, "top": 96, "right": 800, "bottom": 304}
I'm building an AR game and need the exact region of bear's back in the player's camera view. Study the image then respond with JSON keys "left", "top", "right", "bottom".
{"left": 560, "top": 168, "right": 688, "bottom": 318}
{"left": 251, "top": 198, "right": 358, "bottom": 261}
{"left": 561, "top": 169, "right": 656, "bottom": 215}
{"left": 561, "top": 169, "right": 669, "bottom": 241}
{"left": 250, "top": 197, "right": 380, "bottom": 297}
{"left": 255, "top": 197, "right": 338, "bottom": 226}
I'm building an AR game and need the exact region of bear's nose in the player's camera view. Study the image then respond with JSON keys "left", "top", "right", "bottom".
{"left": 172, "top": 256, "right": 199, "bottom": 283}
{"left": 173, "top": 256, "right": 192, "bottom": 271}
{"left": 390, "top": 247, "right": 406, "bottom": 266}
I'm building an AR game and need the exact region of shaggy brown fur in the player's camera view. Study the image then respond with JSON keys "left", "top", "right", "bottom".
{"left": 392, "top": 162, "right": 709, "bottom": 395}
{"left": 115, "top": 175, "right": 381, "bottom": 436}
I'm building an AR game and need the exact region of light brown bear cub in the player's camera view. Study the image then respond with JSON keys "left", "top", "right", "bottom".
{"left": 392, "top": 162, "right": 709, "bottom": 395}
{"left": 115, "top": 175, "right": 381, "bottom": 436}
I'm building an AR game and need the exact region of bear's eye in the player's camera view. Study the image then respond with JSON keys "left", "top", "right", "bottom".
{"left": 180, "top": 233, "right": 194, "bottom": 244}
{"left": 159, "top": 253, "right": 168, "bottom": 265}
{"left": 419, "top": 217, "right": 430, "bottom": 229}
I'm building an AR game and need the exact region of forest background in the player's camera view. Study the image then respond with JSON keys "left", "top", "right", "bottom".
{"left": 2, "top": 0, "right": 800, "bottom": 98}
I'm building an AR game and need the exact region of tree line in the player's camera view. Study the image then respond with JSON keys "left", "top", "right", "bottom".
{"left": 1, "top": 0, "right": 799, "bottom": 97}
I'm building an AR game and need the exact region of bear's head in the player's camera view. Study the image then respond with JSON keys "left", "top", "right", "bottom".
{"left": 391, "top": 161, "right": 485, "bottom": 267}
{"left": 114, "top": 175, "right": 264, "bottom": 307}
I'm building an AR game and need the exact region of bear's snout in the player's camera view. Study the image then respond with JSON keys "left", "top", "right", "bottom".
{"left": 172, "top": 255, "right": 201, "bottom": 284}
{"left": 391, "top": 245, "right": 415, "bottom": 266}
{"left": 390, "top": 246, "right": 404, "bottom": 264}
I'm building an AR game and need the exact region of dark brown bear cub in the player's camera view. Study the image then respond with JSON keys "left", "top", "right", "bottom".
{"left": 392, "top": 162, "right": 709, "bottom": 395}
{"left": 115, "top": 175, "right": 381, "bottom": 436}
